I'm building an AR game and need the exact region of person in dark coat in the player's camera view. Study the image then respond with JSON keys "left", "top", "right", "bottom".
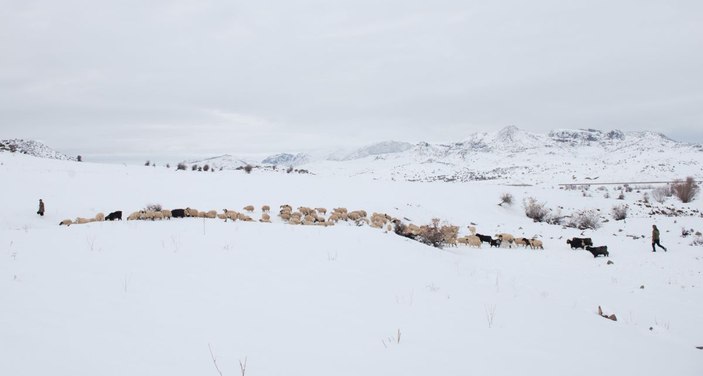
{"left": 37, "top": 199, "right": 45, "bottom": 216}
{"left": 652, "top": 224, "right": 667, "bottom": 252}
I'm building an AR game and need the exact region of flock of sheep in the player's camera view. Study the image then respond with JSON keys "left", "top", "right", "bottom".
{"left": 57, "top": 204, "right": 551, "bottom": 251}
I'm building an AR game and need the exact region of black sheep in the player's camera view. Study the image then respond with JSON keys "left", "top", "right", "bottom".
{"left": 171, "top": 209, "right": 186, "bottom": 218}
{"left": 105, "top": 210, "right": 122, "bottom": 221}
{"left": 585, "top": 245, "right": 609, "bottom": 258}
{"left": 476, "top": 234, "right": 493, "bottom": 244}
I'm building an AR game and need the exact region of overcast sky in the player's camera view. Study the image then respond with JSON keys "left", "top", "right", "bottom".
{"left": 1, "top": 0, "right": 702, "bottom": 162}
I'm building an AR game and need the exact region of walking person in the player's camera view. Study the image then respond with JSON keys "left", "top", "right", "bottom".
{"left": 652, "top": 224, "right": 667, "bottom": 252}
{"left": 37, "top": 199, "right": 45, "bottom": 217}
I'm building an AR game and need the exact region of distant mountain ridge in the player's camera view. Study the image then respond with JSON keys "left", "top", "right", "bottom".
{"left": 0, "top": 139, "right": 76, "bottom": 161}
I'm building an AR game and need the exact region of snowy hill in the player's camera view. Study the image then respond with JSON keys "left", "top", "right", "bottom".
{"left": 0, "top": 139, "right": 76, "bottom": 161}
{"left": 1, "top": 152, "right": 702, "bottom": 376}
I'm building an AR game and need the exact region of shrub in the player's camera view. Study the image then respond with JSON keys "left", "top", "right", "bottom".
{"left": 417, "top": 218, "right": 445, "bottom": 248}
{"left": 177, "top": 163, "right": 187, "bottom": 170}
{"left": 523, "top": 197, "right": 549, "bottom": 222}
{"left": 145, "top": 160, "right": 151, "bottom": 166}
{"left": 286, "top": 166, "right": 294, "bottom": 174}
{"left": 203, "top": 164, "right": 210, "bottom": 172}
{"left": 76, "top": 155, "right": 82, "bottom": 161}
{"left": 144, "top": 203, "right": 162, "bottom": 212}
{"left": 567, "top": 209, "right": 601, "bottom": 230}
{"left": 611, "top": 204, "right": 628, "bottom": 221}
{"left": 244, "top": 164, "right": 253, "bottom": 174}
{"left": 191, "top": 164, "right": 198, "bottom": 171}
{"left": 499, "top": 193, "right": 513, "bottom": 206}
{"left": 672, "top": 177, "right": 699, "bottom": 203}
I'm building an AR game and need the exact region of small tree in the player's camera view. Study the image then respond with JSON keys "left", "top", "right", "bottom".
{"left": 145, "top": 160, "right": 151, "bottom": 166}
{"left": 76, "top": 155, "right": 82, "bottom": 161}
{"left": 286, "top": 166, "right": 294, "bottom": 174}
{"left": 672, "top": 177, "right": 699, "bottom": 203}
{"left": 203, "top": 164, "right": 210, "bottom": 172}
{"left": 191, "top": 164, "right": 198, "bottom": 171}
{"left": 499, "top": 193, "right": 513, "bottom": 206}
{"left": 611, "top": 204, "right": 628, "bottom": 221}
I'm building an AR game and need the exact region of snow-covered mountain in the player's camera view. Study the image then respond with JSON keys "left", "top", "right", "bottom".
{"left": 0, "top": 139, "right": 76, "bottom": 161}
{"left": 296, "top": 127, "right": 702, "bottom": 184}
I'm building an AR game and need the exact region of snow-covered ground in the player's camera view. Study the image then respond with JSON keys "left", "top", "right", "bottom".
{"left": 1, "top": 152, "right": 702, "bottom": 375}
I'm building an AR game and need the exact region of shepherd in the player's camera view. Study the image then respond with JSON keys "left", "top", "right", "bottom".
{"left": 652, "top": 224, "right": 667, "bottom": 252}
{"left": 37, "top": 199, "right": 45, "bottom": 216}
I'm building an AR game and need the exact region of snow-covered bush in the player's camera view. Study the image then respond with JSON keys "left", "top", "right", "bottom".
{"left": 567, "top": 209, "right": 601, "bottom": 230}
{"left": 176, "top": 163, "right": 187, "bottom": 170}
{"left": 672, "top": 177, "right": 699, "bottom": 203}
{"left": 651, "top": 186, "right": 669, "bottom": 203}
{"left": 523, "top": 197, "right": 549, "bottom": 222}
{"left": 417, "top": 218, "right": 445, "bottom": 248}
{"left": 611, "top": 204, "right": 628, "bottom": 221}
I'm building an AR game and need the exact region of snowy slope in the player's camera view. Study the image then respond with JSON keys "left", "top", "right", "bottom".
{"left": 1, "top": 152, "right": 702, "bottom": 376}
{"left": 0, "top": 139, "right": 76, "bottom": 161}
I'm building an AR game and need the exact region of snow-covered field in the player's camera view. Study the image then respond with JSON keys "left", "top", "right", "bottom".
{"left": 1, "top": 152, "right": 702, "bottom": 375}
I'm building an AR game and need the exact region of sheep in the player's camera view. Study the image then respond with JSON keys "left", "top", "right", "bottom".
{"left": 205, "top": 210, "right": 217, "bottom": 219}
{"left": 243, "top": 205, "right": 255, "bottom": 212}
{"left": 280, "top": 204, "right": 292, "bottom": 211}
{"left": 105, "top": 211, "right": 122, "bottom": 221}
{"left": 74, "top": 217, "right": 92, "bottom": 224}
{"left": 140, "top": 211, "right": 155, "bottom": 220}
{"left": 585, "top": 245, "right": 608, "bottom": 258}
{"left": 94, "top": 212, "right": 105, "bottom": 222}
{"left": 217, "top": 213, "right": 227, "bottom": 220}
{"left": 279, "top": 211, "right": 292, "bottom": 221}
{"left": 476, "top": 234, "right": 493, "bottom": 244}
{"left": 59, "top": 219, "right": 73, "bottom": 226}
{"left": 127, "top": 211, "right": 141, "bottom": 221}
{"left": 298, "top": 206, "right": 314, "bottom": 216}
{"left": 496, "top": 233, "right": 515, "bottom": 247}
{"left": 332, "top": 207, "right": 348, "bottom": 215}
{"left": 236, "top": 213, "right": 253, "bottom": 221}
{"left": 513, "top": 237, "right": 531, "bottom": 248}
{"left": 567, "top": 237, "right": 593, "bottom": 249}
{"left": 458, "top": 235, "right": 481, "bottom": 248}
{"left": 468, "top": 226, "right": 477, "bottom": 235}
{"left": 185, "top": 208, "right": 199, "bottom": 217}
{"left": 489, "top": 238, "right": 502, "bottom": 248}
{"left": 262, "top": 205, "right": 271, "bottom": 213}
{"left": 529, "top": 239, "right": 544, "bottom": 250}
{"left": 152, "top": 211, "right": 164, "bottom": 220}
{"left": 260, "top": 213, "right": 271, "bottom": 223}
{"left": 315, "top": 207, "right": 327, "bottom": 215}
{"left": 161, "top": 209, "right": 172, "bottom": 220}
{"left": 171, "top": 209, "right": 186, "bottom": 218}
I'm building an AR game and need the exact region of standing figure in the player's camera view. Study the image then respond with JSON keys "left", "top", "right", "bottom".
{"left": 652, "top": 224, "right": 667, "bottom": 252}
{"left": 37, "top": 199, "right": 45, "bottom": 216}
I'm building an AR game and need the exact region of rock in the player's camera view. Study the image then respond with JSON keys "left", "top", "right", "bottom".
{"left": 640, "top": 285, "right": 645, "bottom": 289}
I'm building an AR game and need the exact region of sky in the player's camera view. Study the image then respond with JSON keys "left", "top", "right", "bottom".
{"left": 1, "top": 0, "right": 702, "bottom": 163}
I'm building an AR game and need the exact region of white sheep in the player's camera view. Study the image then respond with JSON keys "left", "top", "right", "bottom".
{"left": 74, "top": 217, "right": 92, "bottom": 225}
{"left": 127, "top": 211, "right": 141, "bottom": 221}
{"left": 243, "top": 205, "right": 255, "bottom": 212}
{"left": 161, "top": 209, "right": 172, "bottom": 220}
{"left": 496, "top": 233, "right": 515, "bottom": 247}
{"left": 59, "top": 219, "right": 73, "bottom": 226}
{"left": 468, "top": 226, "right": 477, "bottom": 235}
{"left": 315, "top": 207, "right": 327, "bottom": 215}
{"left": 94, "top": 212, "right": 105, "bottom": 222}
{"left": 260, "top": 213, "right": 271, "bottom": 223}
{"left": 262, "top": 205, "right": 271, "bottom": 213}
{"left": 530, "top": 239, "right": 544, "bottom": 250}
